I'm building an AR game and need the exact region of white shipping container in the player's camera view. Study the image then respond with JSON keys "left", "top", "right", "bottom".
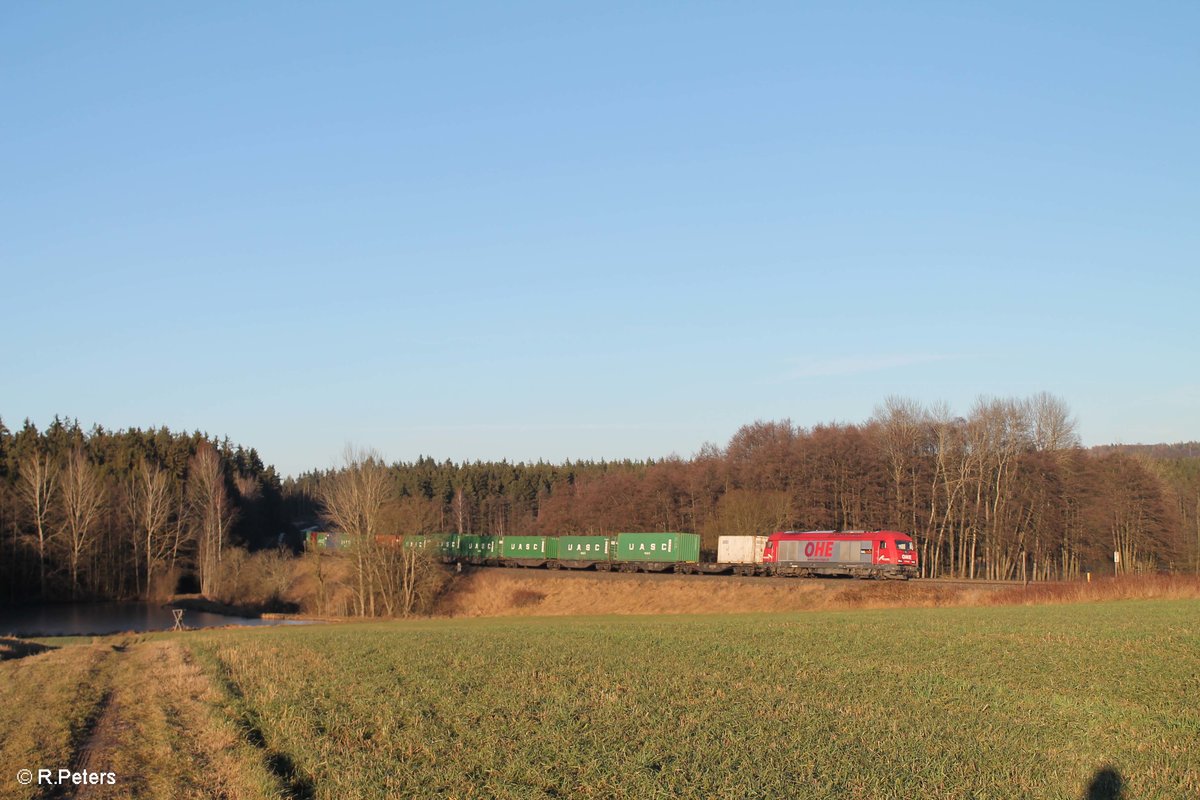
{"left": 717, "top": 535, "right": 768, "bottom": 564}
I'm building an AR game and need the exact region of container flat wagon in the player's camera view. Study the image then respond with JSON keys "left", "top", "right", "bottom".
{"left": 712, "top": 535, "right": 769, "bottom": 575}
{"left": 612, "top": 533, "right": 700, "bottom": 572}
{"left": 555, "top": 536, "right": 614, "bottom": 569}
{"left": 402, "top": 533, "right": 461, "bottom": 559}
{"left": 499, "top": 536, "right": 558, "bottom": 568}
{"left": 459, "top": 535, "right": 500, "bottom": 564}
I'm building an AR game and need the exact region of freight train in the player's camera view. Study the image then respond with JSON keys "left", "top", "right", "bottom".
{"left": 312, "top": 530, "right": 919, "bottom": 579}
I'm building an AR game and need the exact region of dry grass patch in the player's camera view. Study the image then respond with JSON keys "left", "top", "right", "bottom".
{"left": 0, "top": 637, "right": 281, "bottom": 800}
{"left": 74, "top": 640, "right": 281, "bottom": 800}
{"left": 438, "top": 569, "right": 1200, "bottom": 618}
{"left": 0, "top": 642, "right": 114, "bottom": 800}
{"left": 436, "top": 569, "right": 946, "bottom": 617}
{"left": 988, "top": 575, "right": 1200, "bottom": 606}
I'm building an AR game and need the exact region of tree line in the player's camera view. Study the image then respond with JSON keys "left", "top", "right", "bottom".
{"left": 0, "top": 417, "right": 287, "bottom": 604}
{"left": 290, "top": 393, "right": 1199, "bottom": 583}
{"left": 5, "top": 395, "right": 1198, "bottom": 610}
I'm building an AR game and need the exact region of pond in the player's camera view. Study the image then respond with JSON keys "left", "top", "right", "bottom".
{"left": 0, "top": 603, "right": 307, "bottom": 637}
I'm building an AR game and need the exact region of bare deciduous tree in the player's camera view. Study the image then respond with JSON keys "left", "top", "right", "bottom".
{"left": 18, "top": 451, "right": 59, "bottom": 596}
{"left": 188, "top": 444, "right": 237, "bottom": 598}
{"left": 318, "top": 447, "right": 393, "bottom": 616}
{"left": 966, "top": 397, "right": 1034, "bottom": 579}
{"left": 126, "top": 457, "right": 174, "bottom": 599}
{"left": 57, "top": 448, "right": 105, "bottom": 599}
{"left": 701, "top": 489, "right": 791, "bottom": 551}
{"left": 453, "top": 486, "right": 467, "bottom": 535}
{"left": 382, "top": 497, "right": 445, "bottom": 616}
{"left": 1029, "top": 391, "right": 1080, "bottom": 453}
{"left": 872, "top": 396, "right": 929, "bottom": 534}
{"left": 924, "top": 402, "right": 966, "bottom": 579}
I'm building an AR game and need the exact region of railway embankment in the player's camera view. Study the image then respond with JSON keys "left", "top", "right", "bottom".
{"left": 435, "top": 568, "right": 1200, "bottom": 618}
{"left": 437, "top": 568, "right": 988, "bottom": 617}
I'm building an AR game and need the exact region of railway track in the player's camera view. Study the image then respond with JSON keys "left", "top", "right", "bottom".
{"left": 919, "top": 577, "right": 1050, "bottom": 589}
{"left": 461, "top": 563, "right": 1038, "bottom": 589}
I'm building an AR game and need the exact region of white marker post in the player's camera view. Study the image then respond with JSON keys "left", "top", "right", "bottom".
{"left": 1113, "top": 550, "right": 1120, "bottom": 577}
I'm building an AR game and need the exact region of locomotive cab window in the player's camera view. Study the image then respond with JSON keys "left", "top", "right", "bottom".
{"left": 895, "top": 541, "right": 913, "bottom": 551}
{"left": 878, "top": 540, "right": 886, "bottom": 549}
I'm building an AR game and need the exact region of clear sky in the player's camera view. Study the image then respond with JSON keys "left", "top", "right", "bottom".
{"left": 3, "top": 2, "right": 1197, "bottom": 477}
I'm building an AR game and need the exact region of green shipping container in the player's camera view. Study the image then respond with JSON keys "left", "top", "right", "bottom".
{"left": 615, "top": 532, "right": 700, "bottom": 563}
{"left": 459, "top": 535, "right": 499, "bottom": 560}
{"left": 317, "top": 532, "right": 351, "bottom": 549}
{"left": 403, "top": 534, "right": 458, "bottom": 555}
{"left": 500, "top": 536, "right": 559, "bottom": 561}
{"left": 557, "top": 535, "right": 613, "bottom": 562}
{"left": 409, "top": 533, "right": 458, "bottom": 558}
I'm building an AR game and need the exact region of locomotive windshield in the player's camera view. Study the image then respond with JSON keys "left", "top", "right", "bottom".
{"left": 895, "top": 540, "right": 913, "bottom": 551}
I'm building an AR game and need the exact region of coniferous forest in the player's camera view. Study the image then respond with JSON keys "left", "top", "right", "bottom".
{"left": 0, "top": 417, "right": 286, "bottom": 605}
{"left": 3, "top": 392, "right": 1198, "bottom": 607}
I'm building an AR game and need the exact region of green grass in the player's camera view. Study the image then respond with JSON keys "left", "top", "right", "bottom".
{"left": 184, "top": 600, "right": 1200, "bottom": 799}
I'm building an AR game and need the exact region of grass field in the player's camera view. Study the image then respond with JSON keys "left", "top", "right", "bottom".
{"left": 2, "top": 600, "right": 1198, "bottom": 799}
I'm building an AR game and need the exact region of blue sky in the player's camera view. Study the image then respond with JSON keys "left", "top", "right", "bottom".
{"left": 3, "top": 2, "right": 1197, "bottom": 476}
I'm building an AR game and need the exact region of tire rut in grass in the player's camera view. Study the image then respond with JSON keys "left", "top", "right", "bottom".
{"left": 39, "top": 646, "right": 122, "bottom": 800}
{"left": 66, "top": 689, "right": 127, "bottom": 800}
{"left": 32, "top": 639, "right": 284, "bottom": 800}
{"left": 138, "top": 641, "right": 286, "bottom": 800}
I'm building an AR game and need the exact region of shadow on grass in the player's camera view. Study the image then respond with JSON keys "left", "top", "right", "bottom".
{"left": 204, "top": 652, "right": 315, "bottom": 800}
{"left": 229, "top": 693, "right": 315, "bottom": 800}
{"left": 0, "top": 636, "right": 55, "bottom": 661}
{"left": 1084, "top": 766, "right": 1124, "bottom": 800}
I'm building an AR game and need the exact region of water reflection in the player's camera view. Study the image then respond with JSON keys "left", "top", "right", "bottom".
{"left": 0, "top": 603, "right": 305, "bottom": 636}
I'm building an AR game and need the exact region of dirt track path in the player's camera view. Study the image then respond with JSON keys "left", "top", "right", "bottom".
{"left": 64, "top": 640, "right": 281, "bottom": 800}
{"left": 0, "top": 638, "right": 282, "bottom": 800}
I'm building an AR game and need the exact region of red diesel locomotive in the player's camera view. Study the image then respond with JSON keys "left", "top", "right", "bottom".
{"left": 762, "top": 530, "right": 918, "bottom": 579}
